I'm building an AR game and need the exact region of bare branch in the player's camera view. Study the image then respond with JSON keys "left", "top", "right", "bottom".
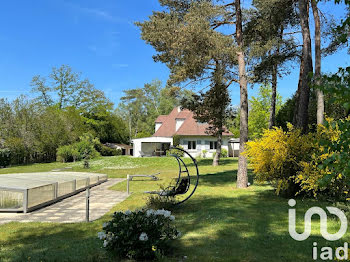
{"left": 283, "top": 31, "right": 302, "bottom": 35}
{"left": 211, "top": 20, "right": 236, "bottom": 29}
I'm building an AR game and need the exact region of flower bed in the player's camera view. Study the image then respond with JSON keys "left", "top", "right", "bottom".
{"left": 98, "top": 209, "right": 181, "bottom": 260}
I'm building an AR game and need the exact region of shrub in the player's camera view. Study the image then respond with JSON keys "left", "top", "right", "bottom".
{"left": 212, "top": 148, "right": 228, "bottom": 159}
{"left": 96, "top": 145, "right": 123, "bottom": 156}
{"left": 5, "top": 137, "right": 28, "bottom": 165}
{"left": 295, "top": 118, "right": 348, "bottom": 200}
{"left": 75, "top": 141, "right": 99, "bottom": 159}
{"left": 244, "top": 124, "right": 315, "bottom": 197}
{"left": 221, "top": 148, "right": 228, "bottom": 158}
{"left": 57, "top": 145, "right": 79, "bottom": 163}
{"left": 166, "top": 146, "right": 184, "bottom": 157}
{"left": 0, "top": 148, "right": 11, "bottom": 168}
{"left": 202, "top": 149, "right": 208, "bottom": 158}
{"left": 146, "top": 195, "right": 177, "bottom": 210}
{"left": 244, "top": 122, "right": 347, "bottom": 199}
{"left": 173, "top": 135, "right": 181, "bottom": 146}
{"left": 56, "top": 134, "right": 100, "bottom": 163}
{"left": 115, "top": 149, "right": 122, "bottom": 156}
{"left": 98, "top": 145, "right": 117, "bottom": 156}
{"left": 98, "top": 209, "right": 181, "bottom": 260}
{"left": 146, "top": 185, "right": 177, "bottom": 210}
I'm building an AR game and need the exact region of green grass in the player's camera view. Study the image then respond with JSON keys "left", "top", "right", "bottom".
{"left": 0, "top": 156, "right": 349, "bottom": 261}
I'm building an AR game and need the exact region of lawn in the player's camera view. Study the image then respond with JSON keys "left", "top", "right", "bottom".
{"left": 0, "top": 156, "right": 348, "bottom": 261}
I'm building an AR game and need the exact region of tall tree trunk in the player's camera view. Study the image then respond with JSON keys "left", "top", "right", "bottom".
{"left": 311, "top": 0, "right": 324, "bottom": 125}
{"left": 213, "top": 132, "right": 222, "bottom": 166}
{"left": 269, "top": 26, "right": 283, "bottom": 129}
{"left": 294, "top": 0, "right": 313, "bottom": 132}
{"left": 235, "top": 0, "right": 248, "bottom": 189}
{"left": 269, "top": 64, "right": 278, "bottom": 129}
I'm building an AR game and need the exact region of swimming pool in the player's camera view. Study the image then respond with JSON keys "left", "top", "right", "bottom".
{"left": 0, "top": 172, "right": 107, "bottom": 213}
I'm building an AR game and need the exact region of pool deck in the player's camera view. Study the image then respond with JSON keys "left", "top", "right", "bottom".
{"left": 0, "top": 178, "right": 128, "bottom": 224}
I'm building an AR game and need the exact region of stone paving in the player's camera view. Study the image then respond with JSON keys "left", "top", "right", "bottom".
{"left": 0, "top": 178, "right": 128, "bottom": 224}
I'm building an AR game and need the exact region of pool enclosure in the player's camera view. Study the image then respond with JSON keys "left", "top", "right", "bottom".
{"left": 0, "top": 172, "right": 107, "bottom": 213}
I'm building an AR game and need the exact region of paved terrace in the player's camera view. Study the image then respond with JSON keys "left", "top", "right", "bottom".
{"left": 0, "top": 178, "right": 128, "bottom": 224}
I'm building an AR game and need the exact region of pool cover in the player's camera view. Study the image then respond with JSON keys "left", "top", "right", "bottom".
{"left": 0, "top": 172, "right": 107, "bottom": 213}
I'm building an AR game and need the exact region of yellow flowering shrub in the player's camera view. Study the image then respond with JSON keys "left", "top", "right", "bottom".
{"left": 296, "top": 119, "right": 347, "bottom": 199}
{"left": 244, "top": 124, "right": 315, "bottom": 196}
{"left": 245, "top": 120, "right": 347, "bottom": 199}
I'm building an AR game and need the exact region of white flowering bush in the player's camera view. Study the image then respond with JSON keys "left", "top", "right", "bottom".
{"left": 98, "top": 209, "right": 181, "bottom": 260}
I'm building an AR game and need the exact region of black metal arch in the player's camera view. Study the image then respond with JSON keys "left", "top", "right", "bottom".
{"left": 145, "top": 146, "right": 199, "bottom": 205}
{"left": 164, "top": 146, "right": 200, "bottom": 205}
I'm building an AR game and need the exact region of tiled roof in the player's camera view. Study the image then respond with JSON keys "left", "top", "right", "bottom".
{"left": 152, "top": 107, "right": 233, "bottom": 137}
{"left": 155, "top": 115, "right": 167, "bottom": 122}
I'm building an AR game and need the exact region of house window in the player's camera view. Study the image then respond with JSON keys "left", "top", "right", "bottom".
{"left": 210, "top": 141, "right": 218, "bottom": 150}
{"left": 188, "top": 141, "right": 196, "bottom": 150}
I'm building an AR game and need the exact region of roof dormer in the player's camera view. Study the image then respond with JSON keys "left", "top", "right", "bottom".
{"left": 175, "top": 118, "right": 185, "bottom": 131}
{"left": 155, "top": 122, "right": 162, "bottom": 132}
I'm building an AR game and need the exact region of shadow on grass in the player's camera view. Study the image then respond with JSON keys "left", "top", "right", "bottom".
{"left": 199, "top": 169, "right": 255, "bottom": 187}
{"left": 170, "top": 190, "right": 341, "bottom": 262}
{"left": 0, "top": 223, "right": 113, "bottom": 262}
{"left": 189, "top": 158, "right": 238, "bottom": 167}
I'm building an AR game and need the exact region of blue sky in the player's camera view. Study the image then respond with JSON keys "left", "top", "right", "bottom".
{"left": 0, "top": 0, "right": 348, "bottom": 107}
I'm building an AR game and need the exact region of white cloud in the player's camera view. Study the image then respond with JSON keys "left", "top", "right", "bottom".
{"left": 63, "top": 1, "right": 126, "bottom": 24}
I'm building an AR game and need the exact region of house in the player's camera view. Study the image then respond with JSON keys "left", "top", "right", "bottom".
{"left": 104, "top": 143, "right": 133, "bottom": 155}
{"left": 132, "top": 107, "right": 240, "bottom": 158}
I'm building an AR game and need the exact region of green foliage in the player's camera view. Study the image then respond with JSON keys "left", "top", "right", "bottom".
{"left": 134, "top": 131, "right": 152, "bottom": 139}
{"left": 96, "top": 144, "right": 121, "bottom": 157}
{"left": 181, "top": 65, "right": 234, "bottom": 138}
{"left": 31, "top": 65, "right": 113, "bottom": 112}
{"left": 117, "top": 80, "right": 193, "bottom": 140}
{"left": 0, "top": 65, "right": 128, "bottom": 166}
{"left": 98, "top": 209, "right": 180, "bottom": 260}
{"left": 201, "top": 149, "right": 208, "bottom": 158}
{"left": 312, "top": 67, "right": 350, "bottom": 198}
{"left": 146, "top": 191, "right": 177, "bottom": 210}
{"left": 0, "top": 148, "right": 11, "bottom": 167}
{"left": 244, "top": 125, "right": 315, "bottom": 196}
{"left": 249, "top": 85, "right": 283, "bottom": 139}
{"left": 276, "top": 87, "right": 347, "bottom": 131}
{"left": 213, "top": 148, "right": 228, "bottom": 159}
{"left": 245, "top": 0, "right": 298, "bottom": 84}
{"left": 166, "top": 146, "right": 184, "bottom": 157}
{"left": 56, "top": 134, "right": 100, "bottom": 163}
{"left": 227, "top": 108, "right": 240, "bottom": 137}
{"left": 0, "top": 98, "right": 86, "bottom": 164}
{"left": 137, "top": 1, "right": 237, "bottom": 87}
{"left": 221, "top": 148, "right": 228, "bottom": 158}
{"left": 56, "top": 145, "right": 79, "bottom": 163}
{"left": 83, "top": 110, "right": 128, "bottom": 144}
{"left": 172, "top": 135, "right": 181, "bottom": 146}
{"left": 31, "top": 65, "right": 128, "bottom": 145}
{"left": 245, "top": 122, "right": 348, "bottom": 199}
{"left": 318, "top": 67, "right": 350, "bottom": 113}
{"left": 293, "top": 120, "right": 347, "bottom": 199}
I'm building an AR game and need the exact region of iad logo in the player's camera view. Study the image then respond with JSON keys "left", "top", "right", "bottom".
{"left": 288, "top": 199, "right": 350, "bottom": 260}
{"left": 288, "top": 199, "right": 347, "bottom": 241}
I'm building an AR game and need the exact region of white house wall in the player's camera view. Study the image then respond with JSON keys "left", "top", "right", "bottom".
{"left": 179, "top": 136, "right": 230, "bottom": 158}
{"left": 132, "top": 137, "right": 173, "bottom": 157}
